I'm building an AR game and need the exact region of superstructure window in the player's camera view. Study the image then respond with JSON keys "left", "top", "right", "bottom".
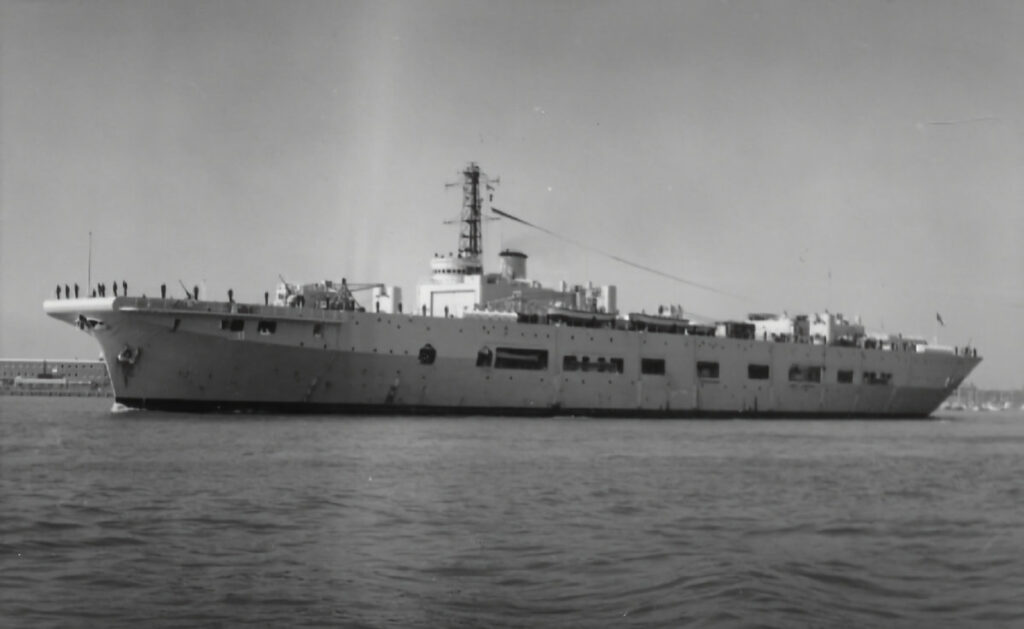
{"left": 609, "top": 358, "right": 624, "bottom": 374}
{"left": 641, "top": 358, "right": 666, "bottom": 375}
{"left": 257, "top": 320, "right": 277, "bottom": 335}
{"left": 697, "top": 361, "right": 720, "bottom": 379}
{"left": 476, "top": 347, "right": 493, "bottom": 367}
{"left": 837, "top": 370, "right": 854, "bottom": 384}
{"left": 312, "top": 323, "right": 323, "bottom": 338}
{"left": 494, "top": 347, "right": 548, "bottom": 370}
{"left": 221, "top": 319, "right": 245, "bottom": 332}
{"left": 788, "top": 365, "right": 822, "bottom": 383}
{"left": 563, "top": 355, "right": 579, "bottom": 371}
{"left": 747, "top": 364, "right": 770, "bottom": 380}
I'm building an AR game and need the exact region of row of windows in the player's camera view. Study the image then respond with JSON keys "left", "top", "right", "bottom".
{"left": 219, "top": 319, "right": 324, "bottom": 337}
{"left": 475, "top": 352, "right": 669, "bottom": 376}
{"left": 475, "top": 349, "right": 647, "bottom": 374}
{"left": 474, "top": 353, "right": 891, "bottom": 385}
{"left": 788, "top": 367, "right": 892, "bottom": 385}
{"left": 563, "top": 355, "right": 625, "bottom": 374}
{"left": 214, "top": 322, "right": 896, "bottom": 386}
{"left": 786, "top": 366, "right": 892, "bottom": 385}
{"left": 697, "top": 362, "right": 891, "bottom": 385}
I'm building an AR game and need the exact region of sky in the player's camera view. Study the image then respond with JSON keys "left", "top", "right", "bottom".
{"left": 1, "top": 0, "right": 1022, "bottom": 388}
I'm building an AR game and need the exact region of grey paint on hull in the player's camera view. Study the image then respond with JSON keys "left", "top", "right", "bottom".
{"left": 45, "top": 298, "right": 980, "bottom": 418}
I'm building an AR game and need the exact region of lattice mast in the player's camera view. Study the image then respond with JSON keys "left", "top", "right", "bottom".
{"left": 446, "top": 162, "right": 498, "bottom": 258}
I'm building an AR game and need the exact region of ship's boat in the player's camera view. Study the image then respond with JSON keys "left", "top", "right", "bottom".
{"left": 547, "top": 307, "right": 617, "bottom": 328}
{"left": 627, "top": 311, "right": 688, "bottom": 333}
{"left": 44, "top": 163, "right": 981, "bottom": 417}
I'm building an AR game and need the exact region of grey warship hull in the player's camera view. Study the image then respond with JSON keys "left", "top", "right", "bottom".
{"left": 44, "top": 296, "right": 979, "bottom": 418}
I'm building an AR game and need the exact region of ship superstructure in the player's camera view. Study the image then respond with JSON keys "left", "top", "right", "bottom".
{"left": 44, "top": 163, "right": 980, "bottom": 417}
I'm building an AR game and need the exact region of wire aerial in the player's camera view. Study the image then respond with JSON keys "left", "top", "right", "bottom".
{"left": 489, "top": 207, "right": 745, "bottom": 301}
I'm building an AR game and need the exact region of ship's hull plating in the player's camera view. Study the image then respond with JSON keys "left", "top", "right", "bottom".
{"left": 45, "top": 298, "right": 980, "bottom": 418}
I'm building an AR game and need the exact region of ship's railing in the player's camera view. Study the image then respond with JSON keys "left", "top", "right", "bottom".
{"left": 115, "top": 296, "right": 350, "bottom": 324}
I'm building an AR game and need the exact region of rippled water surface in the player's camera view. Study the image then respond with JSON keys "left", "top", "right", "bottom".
{"left": 2, "top": 396, "right": 1023, "bottom": 627}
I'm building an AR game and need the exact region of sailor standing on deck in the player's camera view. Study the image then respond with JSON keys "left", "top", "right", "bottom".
{"left": 122, "top": 280, "right": 127, "bottom": 296}
{"left": 74, "top": 283, "right": 79, "bottom": 298}
{"left": 56, "top": 284, "right": 62, "bottom": 299}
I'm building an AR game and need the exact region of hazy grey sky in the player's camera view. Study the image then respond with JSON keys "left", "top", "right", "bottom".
{"left": 2, "top": 0, "right": 1021, "bottom": 388}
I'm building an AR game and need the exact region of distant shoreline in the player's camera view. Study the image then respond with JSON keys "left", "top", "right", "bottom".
{"left": 0, "top": 387, "right": 111, "bottom": 398}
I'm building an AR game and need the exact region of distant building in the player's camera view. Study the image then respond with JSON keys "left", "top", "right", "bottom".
{"left": 0, "top": 358, "right": 110, "bottom": 391}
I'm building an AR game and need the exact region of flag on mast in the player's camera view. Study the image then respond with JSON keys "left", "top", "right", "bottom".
{"left": 936, "top": 312, "right": 945, "bottom": 326}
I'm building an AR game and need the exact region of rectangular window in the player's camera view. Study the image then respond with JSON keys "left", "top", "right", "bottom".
{"left": 863, "top": 371, "right": 892, "bottom": 385}
{"left": 698, "top": 361, "right": 720, "bottom": 379}
{"left": 494, "top": 347, "right": 548, "bottom": 370}
{"left": 609, "top": 358, "right": 624, "bottom": 374}
{"left": 312, "top": 323, "right": 323, "bottom": 338}
{"left": 562, "top": 355, "right": 579, "bottom": 371}
{"left": 788, "top": 365, "right": 822, "bottom": 383}
{"left": 257, "top": 320, "right": 277, "bottom": 335}
{"left": 837, "top": 369, "right": 854, "bottom": 384}
{"left": 641, "top": 358, "right": 666, "bottom": 375}
{"left": 221, "top": 319, "right": 244, "bottom": 332}
{"left": 747, "top": 364, "right": 770, "bottom": 380}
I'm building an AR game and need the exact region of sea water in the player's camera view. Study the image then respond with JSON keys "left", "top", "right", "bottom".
{"left": 2, "top": 396, "right": 1023, "bottom": 628}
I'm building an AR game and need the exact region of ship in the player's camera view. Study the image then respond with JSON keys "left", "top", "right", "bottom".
{"left": 44, "top": 163, "right": 981, "bottom": 417}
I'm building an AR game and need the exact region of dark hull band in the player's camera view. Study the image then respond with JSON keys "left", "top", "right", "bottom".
{"left": 116, "top": 397, "right": 935, "bottom": 419}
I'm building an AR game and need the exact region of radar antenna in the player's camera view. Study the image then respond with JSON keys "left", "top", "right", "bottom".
{"left": 445, "top": 162, "right": 498, "bottom": 258}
